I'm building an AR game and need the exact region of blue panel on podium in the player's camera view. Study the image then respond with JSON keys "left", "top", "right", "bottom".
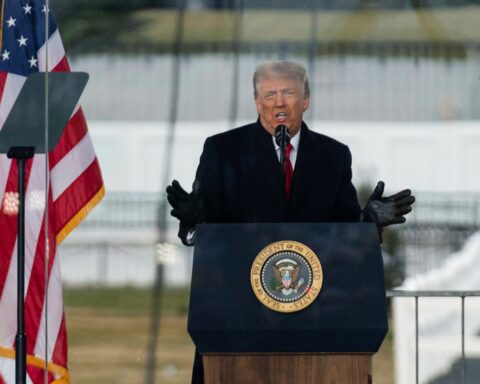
{"left": 188, "top": 222, "right": 388, "bottom": 353}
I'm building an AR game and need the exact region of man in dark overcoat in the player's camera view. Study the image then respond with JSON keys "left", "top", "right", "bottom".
{"left": 167, "top": 61, "right": 414, "bottom": 383}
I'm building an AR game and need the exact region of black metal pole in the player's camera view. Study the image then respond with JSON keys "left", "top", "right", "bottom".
{"left": 145, "top": 1, "right": 187, "bottom": 383}
{"left": 16, "top": 157, "right": 26, "bottom": 384}
{"left": 7, "top": 147, "right": 35, "bottom": 384}
{"left": 307, "top": 0, "right": 317, "bottom": 122}
{"left": 229, "top": 0, "right": 243, "bottom": 130}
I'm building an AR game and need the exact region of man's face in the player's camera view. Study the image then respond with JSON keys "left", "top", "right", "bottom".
{"left": 255, "top": 75, "right": 309, "bottom": 137}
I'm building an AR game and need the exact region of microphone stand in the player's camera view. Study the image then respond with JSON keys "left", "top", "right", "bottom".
{"left": 275, "top": 125, "right": 289, "bottom": 222}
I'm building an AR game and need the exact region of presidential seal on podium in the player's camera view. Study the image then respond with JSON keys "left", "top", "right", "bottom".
{"left": 250, "top": 240, "right": 323, "bottom": 313}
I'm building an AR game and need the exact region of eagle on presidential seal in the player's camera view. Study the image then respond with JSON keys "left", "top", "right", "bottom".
{"left": 272, "top": 258, "right": 305, "bottom": 296}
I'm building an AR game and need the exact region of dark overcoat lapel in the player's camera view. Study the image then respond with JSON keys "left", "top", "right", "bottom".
{"left": 242, "top": 121, "right": 283, "bottom": 221}
{"left": 289, "top": 123, "right": 322, "bottom": 215}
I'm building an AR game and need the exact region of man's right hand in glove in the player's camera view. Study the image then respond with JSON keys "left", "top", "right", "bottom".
{"left": 166, "top": 179, "right": 205, "bottom": 229}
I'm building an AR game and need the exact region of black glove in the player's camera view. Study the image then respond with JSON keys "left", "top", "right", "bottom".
{"left": 166, "top": 179, "right": 205, "bottom": 228}
{"left": 360, "top": 181, "right": 415, "bottom": 227}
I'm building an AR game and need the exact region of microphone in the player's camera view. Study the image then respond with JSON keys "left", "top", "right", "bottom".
{"left": 274, "top": 125, "right": 290, "bottom": 150}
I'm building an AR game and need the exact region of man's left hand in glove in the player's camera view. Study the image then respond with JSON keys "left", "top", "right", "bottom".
{"left": 360, "top": 181, "right": 415, "bottom": 241}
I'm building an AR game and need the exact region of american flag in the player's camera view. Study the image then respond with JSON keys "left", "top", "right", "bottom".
{"left": 0, "top": 1, "right": 104, "bottom": 383}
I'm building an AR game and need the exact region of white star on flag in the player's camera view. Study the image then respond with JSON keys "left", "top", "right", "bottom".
{"left": 17, "top": 35, "right": 28, "bottom": 47}
{"left": 6, "top": 16, "right": 16, "bottom": 27}
{"left": 1, "top": 50, "right": 10, "bottom": 61}
{"left": 23, "top": 3, "right": 32, "bottom": 14}
{"left": 28, "top": 55, "right": 37, "bottom": 67}
{"left": 42, "top": 4, "right": 49, "bottom": 13}
{"left": 28, "top": 190, "right": 46, "bottom": 211}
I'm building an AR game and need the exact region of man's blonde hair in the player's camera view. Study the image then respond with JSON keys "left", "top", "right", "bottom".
{"left": 253, "top": 61, "right": 310, "bottom": 98}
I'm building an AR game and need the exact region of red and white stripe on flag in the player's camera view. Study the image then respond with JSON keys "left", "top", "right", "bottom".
{"left": 0, "top": 2, "right": 105, "bottom": 383}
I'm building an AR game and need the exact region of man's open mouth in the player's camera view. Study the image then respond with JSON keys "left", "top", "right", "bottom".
{"left": 276, "top": 112, "right": 287, "bottom": 122}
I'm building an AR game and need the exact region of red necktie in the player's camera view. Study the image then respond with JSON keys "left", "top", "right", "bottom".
{"left": 284, "top": 143, "right": 294, "bottom": 197}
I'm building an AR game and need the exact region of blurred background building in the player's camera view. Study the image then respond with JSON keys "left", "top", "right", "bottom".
{"left": 48, "top": 1, "right": 480, "bottom": 383}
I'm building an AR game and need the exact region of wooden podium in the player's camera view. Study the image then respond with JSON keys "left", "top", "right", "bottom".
{"left": 203, "top": 354, "right": 372, "bottom": 384}
{"left": 188, "top": 223, "right": 387, "bottom": 384}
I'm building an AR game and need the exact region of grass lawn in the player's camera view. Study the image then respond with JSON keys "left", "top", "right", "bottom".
{"left": 64, "top": 287, "right": 393, "bottom": 383}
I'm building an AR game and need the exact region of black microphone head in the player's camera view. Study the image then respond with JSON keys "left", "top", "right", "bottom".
{"left": 275, "top": 125, "right": 291, "bottom": 147}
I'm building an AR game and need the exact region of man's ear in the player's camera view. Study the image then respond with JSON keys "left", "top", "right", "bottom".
{"left": 255, "top": 95, "right": 262, "bottom": 114}
{"left": 302, "top": 95, "right": 310, "bottom": 111}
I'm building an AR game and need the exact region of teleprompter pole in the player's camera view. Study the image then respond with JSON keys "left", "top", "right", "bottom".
{"left": 7, "top": 146, "right": 35, "bottom": 384}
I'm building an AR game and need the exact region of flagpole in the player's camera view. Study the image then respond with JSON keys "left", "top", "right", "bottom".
{"left": 44, "top": 2, "right": 51, "bottom": 383}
